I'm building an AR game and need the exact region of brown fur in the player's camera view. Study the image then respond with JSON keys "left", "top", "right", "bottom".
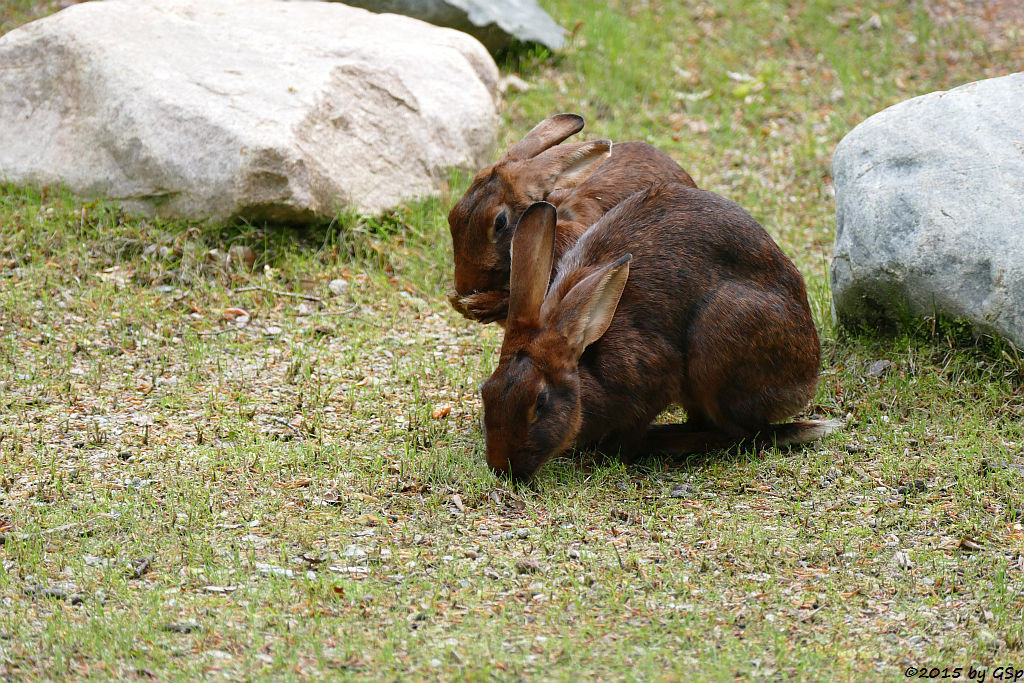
{"left": 447, "top": 113, "right": 696, "bottom": 324}
{"left": 480, "top": 184, "right": 837, "bottom": 481}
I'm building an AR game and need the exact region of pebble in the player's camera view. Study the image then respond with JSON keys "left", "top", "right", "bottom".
{"left": 867, "top": 359, "right": 891, "bottom": 377}
{"left": 894, "top": 551, "right": 914, "bottom": 570}
{"left": 163, "top": 620, "right": 201, "bottom": 634}
{"left": 515, "top": 559, "right": 540, "bottom": 574}
{"left": 255, "top": 563, "right": 294, "bottom": 578}
{"left": 328, "top": 278, "right": 349, "bottom": 296}
{"left": 670, "top": 484, "right": 692, "bottom": 498}
{"left": 343, "top": 545, "right": 367, "bottom": 560}
{"left": 897, "top": 479, "right": 927, "bottom": 494}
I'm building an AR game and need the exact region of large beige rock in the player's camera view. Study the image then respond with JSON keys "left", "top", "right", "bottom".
{"left": 0, "top": 0, "right": 499, "bottom": 223}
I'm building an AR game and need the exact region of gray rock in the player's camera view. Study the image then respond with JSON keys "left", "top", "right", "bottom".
{"left": 328, "top": 278, "right": 350, "bottom": 296}
{"left": 343, "top": 544, "right": 368, "bottom": 560}
{"left": 831, "top": 73, "right": 1024, "bottom": 347}
{"left": 339, "top": 0, "right": 565, "bottom": 54}
{"left": 0, "top": 0, "right": 499, "bottom": 224}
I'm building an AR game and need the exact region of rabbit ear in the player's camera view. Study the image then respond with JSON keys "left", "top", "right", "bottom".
{"left": 549, "top": 254, "right": 631, "bottom": 357}
{"left": 508, "top": 202, "right": 557, "bottom": 327}
{"left": 504, "top": 114, "right": 585, "bottom": 161}
{"left": 521, "top": 140, "right": 612, "bottom": 198}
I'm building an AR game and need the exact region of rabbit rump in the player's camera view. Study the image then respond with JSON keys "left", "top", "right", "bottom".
{"left": 448, "top": 113, "right": 696, "bottom": 324}
{"left": 481, "top": 186, "right": 837, "bottom": 481}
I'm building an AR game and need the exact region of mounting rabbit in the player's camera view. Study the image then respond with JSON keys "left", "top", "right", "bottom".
{"left": 481, "top": 184, "right": 837, "bottom": 480}
{"left": 447, "top": 113, "right": 696, "bottom": 324}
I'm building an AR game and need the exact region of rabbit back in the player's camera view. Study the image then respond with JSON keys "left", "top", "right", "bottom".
{"left": 552, "top": 141, "right": 696, "bottom": 226}
{"left": 554, "top": 182, "right": 821, "bottom": 446}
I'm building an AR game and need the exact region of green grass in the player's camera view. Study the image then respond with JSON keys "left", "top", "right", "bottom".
{"left": 2, "top": 1, "right": 1023, "bottom": 679}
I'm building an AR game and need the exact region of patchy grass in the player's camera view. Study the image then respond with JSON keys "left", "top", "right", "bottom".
{"left": 2, "top": 0, "right": 1023, "bottom": 679}
{"left": 0, "top": 0, "right": 68, "bottom": 34}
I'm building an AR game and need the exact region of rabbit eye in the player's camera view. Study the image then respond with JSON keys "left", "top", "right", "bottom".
{"left": 493, "top": 209, "right": 509, "bottom": 236}
{"left": 535, "top": 387, "right": 549, "bottom": 412}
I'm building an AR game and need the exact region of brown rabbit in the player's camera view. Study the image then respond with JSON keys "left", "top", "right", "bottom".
{"left": 447, "top": 113, "right": 696, "bottom": 324}
{"left": 480, "top": 185, "right": 837, "bottom": 480}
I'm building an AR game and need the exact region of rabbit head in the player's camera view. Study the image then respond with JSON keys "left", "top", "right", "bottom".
{"left": 448, "top": 114, "right": 611, "bottom": 323}
{"left": 480, "top": 202, "right": 631, "bottom": 480}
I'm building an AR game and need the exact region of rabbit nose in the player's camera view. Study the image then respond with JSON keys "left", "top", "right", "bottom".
{"left": 453, "top": 264, "right": 475, "bottom": 296}
{"left": 484, "top": 438, "right": 513, "bottom": 475}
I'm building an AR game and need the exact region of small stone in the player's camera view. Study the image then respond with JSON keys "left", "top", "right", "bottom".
{"left": 515, "top": 559, "right": 541, "bottom": 574}
{"left": 239, "top": 534, "right": 269, "bottom": 547}
{"left": 163, "top": 620, "right": 201, "bottom": 634}
{"left": 132, "top": 412, "right": 155, "bottom": 427}
{"left": 499, "top": 74, "right": 531, "bottom": 94}
{"left": 979, "top": 460, "right": 1024, "bottom": 477}
{"left": 343, "top": 544, "right": 368, "bottom": 560}
{"left": 222, "top": 307, "right": 250, "bottom": 323}
{"left": 328, "top": 278, "right": 349, "bottom": 296}
{"left": 957, "top": 537, "right": 983, "bottom": 552}
{"left": 669, "top": 484, "right": 692, "bottom": 498}
{"left": 24, "top": 583, "right": 85, "bottom": 605}
{"left": 898, "top": 479, "right": 927, "bottom": 494}
{"left": 228, "top": 245, "right": 256, "bottom": 271}
{"left": 867, "top": 359, "right": 891, "bottom": 377}
{"left": 860, "top": 13, "right": 882, "bottom": 31}
{"left": 255, "top": 563, "right": 295, "bottom": 578}
{"left": 976, "top": 628, "right": 1000, "bottom": 648}
{"left": 894, "top": 551, "right": 913, "bottom": 570}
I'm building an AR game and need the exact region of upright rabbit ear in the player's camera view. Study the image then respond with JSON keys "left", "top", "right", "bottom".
{"left": 504, "top": 114, "right": 585, "bottom": 161}
{"left": 508, "top": 202, "right": 557, "bottom": 328}
{"left": 549, "top": 254, "right": 631, "bottom": 358}
{"left": 522, "top": 140, "right": 612, "bottom": 198}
